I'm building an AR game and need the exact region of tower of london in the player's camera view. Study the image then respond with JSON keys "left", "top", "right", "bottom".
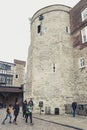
{"left": 26, "top": 0, "right": 87, "bottom": 114}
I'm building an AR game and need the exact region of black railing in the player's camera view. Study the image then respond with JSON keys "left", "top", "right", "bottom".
{"left": 65, "top": 104, "right": 87, "bottom": 116}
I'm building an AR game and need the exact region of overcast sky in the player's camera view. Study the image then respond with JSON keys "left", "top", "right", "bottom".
{"left": 0, "top": 0, "right": 80, "bottom": 63}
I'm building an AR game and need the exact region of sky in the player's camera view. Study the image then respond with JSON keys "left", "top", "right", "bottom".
{"left": 0, "top": 0, "right": 80, "bottom": 63}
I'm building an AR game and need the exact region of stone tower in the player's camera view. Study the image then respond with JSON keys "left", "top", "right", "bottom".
{"left": 26, "top": 5, "right": 75, "bottom": 114}
{"left": 13, "top": 59, "right": 26, "bottom": 87}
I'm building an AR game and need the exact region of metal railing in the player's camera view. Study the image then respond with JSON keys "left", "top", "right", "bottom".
{"left": 65, "top": 104, "right": 87, "bottom": 116}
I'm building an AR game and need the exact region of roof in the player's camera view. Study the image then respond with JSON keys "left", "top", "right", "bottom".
{"left": 14, "top": 59, "right": 26, "bottom": 67}
{"left": 0, "top": 86, "right": 23, "bottom": 93}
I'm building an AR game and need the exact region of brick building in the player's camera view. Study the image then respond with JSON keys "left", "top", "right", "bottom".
{"left": 70, "top": 0, "right": 87, "bottom": 102}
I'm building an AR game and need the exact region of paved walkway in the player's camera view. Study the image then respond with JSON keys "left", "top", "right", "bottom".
{"left": 33, "top": 113, "right": 87, "bottom": 130}
{"left": 0, "top": 108, "right": 87, "bottom": 130}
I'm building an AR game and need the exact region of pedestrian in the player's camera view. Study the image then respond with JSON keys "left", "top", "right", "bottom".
{"left": 25, "top": 101, "right": 33, "bottom": 125}
{"left": 72, "top": 101, "right": 77, "bottom": 117}
{"left": 2, "top": 104, "right": 12, "bottom": 124}
{"left": 22, "top": 100, "right": 27, "bottom": 118}
{"left": 28, "top": 98, "right": 34, "bottom": 109}
{"left": 13, "top": 101, "right": 20, "bottom": 125}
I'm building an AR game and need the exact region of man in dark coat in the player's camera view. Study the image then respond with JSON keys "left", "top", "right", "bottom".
{"left": 72, "top": 101, "right": 77, "bottom": 117}
{"left": 22, "top": 100, "right": 27, "bottom": 118}
{"left": 13, "top": 101, "right": 20, "bottom": 125}
{"left": 28, "top": 98, "right": 33, "bottom": 106}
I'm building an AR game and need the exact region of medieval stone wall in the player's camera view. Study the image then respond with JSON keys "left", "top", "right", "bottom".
{"left": 26, "top": 5, "right": 75, "bottom": 114}
{"left": 26, "top": 0, "right": 87, "bottom": 114}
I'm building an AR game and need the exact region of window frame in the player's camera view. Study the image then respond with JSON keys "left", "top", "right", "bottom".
{"left": 37, "top": 25, "right": 41, "bottom": 34}
{"left": 81, "top": 26, "right": 87, "bottom": 43}
{"left": 79, "top": 57, "right": 85, "bottom": 69}
{"left": 15, "top": 74, "right": 18, "bottom": 79}
{"left": 81, "top": 8, "right": 87, "bottom": 21}
{"left": 66, "top": 26, "right": 70, "bottom": 33}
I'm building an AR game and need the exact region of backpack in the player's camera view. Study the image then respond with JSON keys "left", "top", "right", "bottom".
{"left": 6, "top": 108, "right": 10, "bottom": 113}
{"left": 26, "top": 105, "right": 30, "bottom": 114}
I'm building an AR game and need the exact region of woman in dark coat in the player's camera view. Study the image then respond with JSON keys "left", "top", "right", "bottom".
{"left": 13, "top": 101, "right": 20, "bottom": 125}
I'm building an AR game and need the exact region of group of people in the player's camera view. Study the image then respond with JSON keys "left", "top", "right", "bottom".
{"left": 2, "top": 98, "right": 33, "bottom": 125}
{"left": 1, "top": 98, "right": 77, "bottom": 125}
{"left": 2, "top": 101, "right": 20, "bottom": 125}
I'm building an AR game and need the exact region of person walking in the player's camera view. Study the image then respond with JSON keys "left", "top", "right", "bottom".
{"left": 25, "top": 103, "right": 30, "bottom": 123}
{"left": 72, "top": 101, "right": 77, "bottom": 117}
{"left": 13, "top": 101, "right": 20, "bottom": 125}
{"left": 28, "top": 98, "right": 34, "bottom": 107}
{"left": 22, "top": 100, "right": 27, "bottom": 118}
{"left": 28, "top": 98, "right": 34, "bottom": 110}
{"left": 2, "top": 104, "right": 12, "bottom": 124}
{"left": 25, "top": 101, "right": 33, "bottom": 125}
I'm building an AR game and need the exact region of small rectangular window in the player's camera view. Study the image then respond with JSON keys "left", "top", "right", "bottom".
{"left": 79, "top": 58, "right": 85, "bottom": 68}
{"left": 81, "top": 26, "right": 87, "bottom": 43}
{"left": 37, "top": 25, "right": 41, "bottom": 33}
{"left": 15, "top": 74, "right": 18, "bottom": 78}
{"left": 66, "top": 26, "right": 70, "bottom": 33}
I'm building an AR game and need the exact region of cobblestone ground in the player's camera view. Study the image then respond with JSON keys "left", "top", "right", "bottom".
{"left": 0, "top": 110, "right": 76, "bottom": 130}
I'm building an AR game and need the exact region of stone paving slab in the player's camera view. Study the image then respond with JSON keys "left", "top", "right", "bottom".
{"left": 0, "top": 109, "right": 75, "bottom": 130}
{"left": 33, "top": 113, "right": 87, "bottom": 130}
{"left": 0, "top": 108, "right": 87, "bottom": 130}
